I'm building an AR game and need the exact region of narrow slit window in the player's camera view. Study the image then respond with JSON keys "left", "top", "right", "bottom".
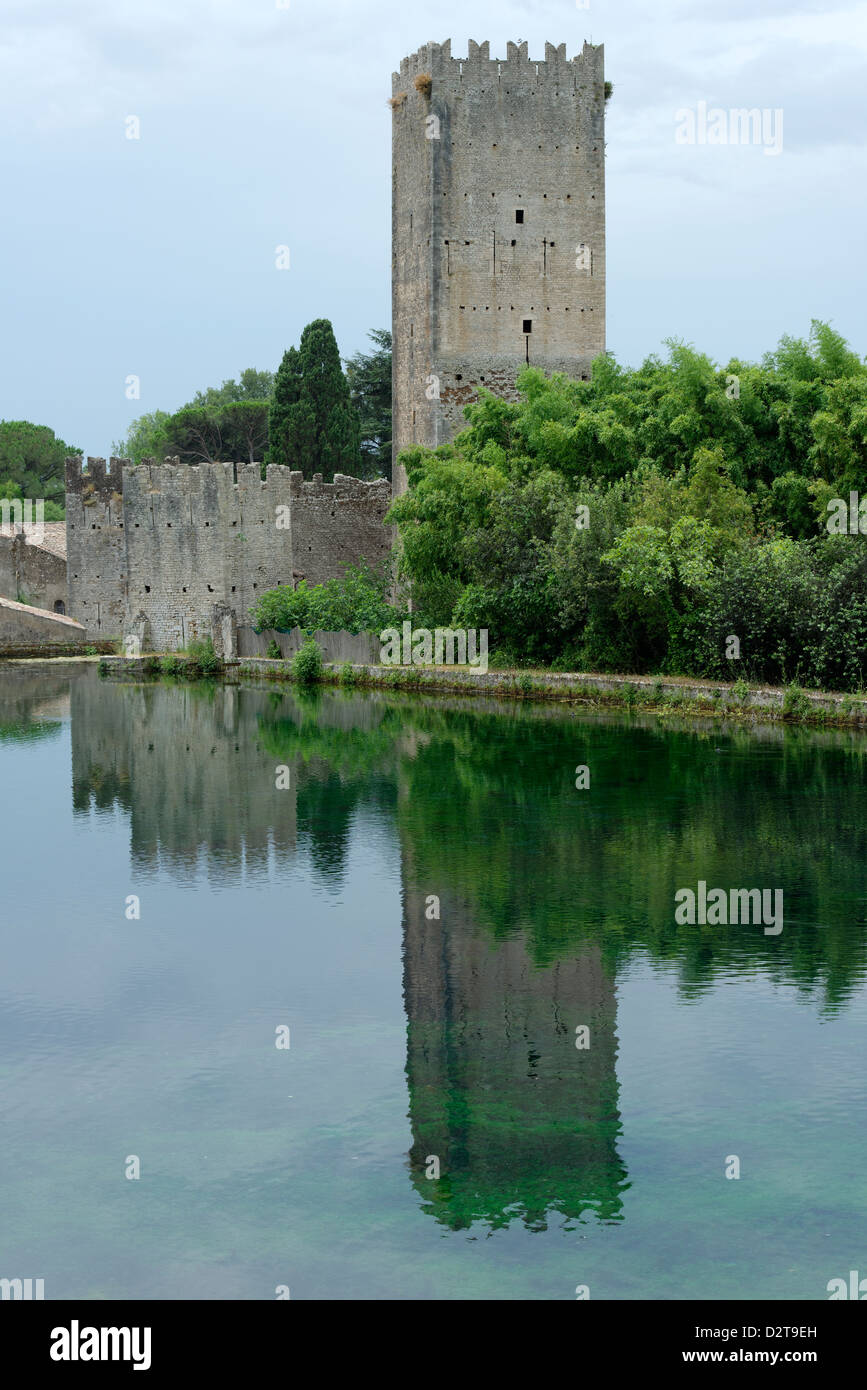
{"left": 523, "top": 319, "right": 532, "bottom": 334}
{"left": 515, "top": 209, "right": 524, "bottom": 224}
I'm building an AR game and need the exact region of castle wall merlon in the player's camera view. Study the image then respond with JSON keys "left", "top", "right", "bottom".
{"left": 236, "top": 462, "right": 266, "bottom": 491}
{"left": 65, "top": 456, "right": 87, "bottom": 496}
{"left": 85, "top": 457, "right": 109, "bottom": 490}
{"left": 395, "top": 39, "right": 452, "bottom": 87}
{"left": 504, "top": 40, "right": 528, "bottom": 65}
{"left": 466, "top": 39, "right": 492, "bottom": 66}
{"left": 264, "top": 463, "right": 296, "bottom": 485}
{"left": 573, "top": 41, "right": 605, "bottom": 81}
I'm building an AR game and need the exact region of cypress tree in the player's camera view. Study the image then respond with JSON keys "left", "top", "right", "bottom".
{"left": 266, "top": 346, "right": 303, "bottom": 468}
{"left": 269, "top": 320, "right": 361, "bottom": 481}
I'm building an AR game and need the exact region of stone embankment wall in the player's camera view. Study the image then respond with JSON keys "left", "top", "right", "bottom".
{"left": 237, "top": 627, "right": 381, "bottom": 663}
{"left": 97, "top": 652, "right": 867, "bottom": 728}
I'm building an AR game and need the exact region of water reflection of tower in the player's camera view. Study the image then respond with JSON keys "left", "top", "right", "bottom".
{"left": 401, "top": 848, "right": 628, "bottom": 1230}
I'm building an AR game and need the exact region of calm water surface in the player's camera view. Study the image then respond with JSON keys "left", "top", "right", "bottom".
{"left": 1, "top": 665, "right": 865, "bottom": 1300}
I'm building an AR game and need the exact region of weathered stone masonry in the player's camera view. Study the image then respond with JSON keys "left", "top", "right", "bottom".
{"left": 66, "top": 456, "right": 392, "bottom": 651}
{"left": 392, "top": 39, "right": 606, "bottom": 493}
{"left": 0, "top": 525, "right": 67, "bottom": 613}
{"left": 65, "top": 457, "right": 126, "bottom": 638}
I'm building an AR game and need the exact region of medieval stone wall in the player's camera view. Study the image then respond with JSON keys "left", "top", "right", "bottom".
{"left": 0, "top": 533, "right": 67, "bottom": 612}
{"left": 0, "top": 594, "right": 87, "bottom": 652}
{"left": 66, "top": 457, "right": 393, "bottom": 651}
{"left": 65, "top": 457, "right": 127, "bottom": 637}
{"left": 289, "top": 472, "right": 392, "bottom": 587}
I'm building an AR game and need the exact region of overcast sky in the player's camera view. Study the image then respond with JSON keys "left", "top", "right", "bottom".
{"left": 1, "top": 0, "right": 865, "bottom": 457}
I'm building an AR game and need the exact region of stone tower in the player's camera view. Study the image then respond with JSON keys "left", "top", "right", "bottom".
{"left": 391, "top": 38, "right": 606, "bottom": 493}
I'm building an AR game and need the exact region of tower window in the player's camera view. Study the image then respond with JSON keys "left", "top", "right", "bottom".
{"left": 523, "top": 320, "right": 532, "bottom": 334}
{"left": 515, "top": 209, "right": 524, "bottom": 224}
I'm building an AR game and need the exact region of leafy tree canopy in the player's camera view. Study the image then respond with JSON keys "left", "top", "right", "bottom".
{"left": 386, "top": 323, "right": 867, "bottom": 687}
{"left": 345, "top": 329, "right": 392, "bottom": 479}
{"left": 0, "top": 420, "right": 80, "bottom": 516}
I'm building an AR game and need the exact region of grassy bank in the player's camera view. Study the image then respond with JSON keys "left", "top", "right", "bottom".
{"left": 95, "top": 641, "right": 867, "bottom": 727}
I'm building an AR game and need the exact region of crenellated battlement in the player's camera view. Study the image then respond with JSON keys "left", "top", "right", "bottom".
{"left": 393, "top": 39, "right": 603, "bottom": 93}
{"left": 66, "top": 457, "right": 391, "bottom": 503}
{"left": 65, "top": 455, "right": 127, "bottom": 500}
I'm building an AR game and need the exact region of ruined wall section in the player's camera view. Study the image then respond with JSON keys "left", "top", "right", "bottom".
{"left": 0, "top": 535, "right": 68, "bottom": 612}
{"left": 65, "top": 457, "right": 127, "bottom": 636}
{"left": 392, "top": 39, "right": 606, "bottom": 490}
{"left": 289, "top": 472, "right": 393, "bottom": 588}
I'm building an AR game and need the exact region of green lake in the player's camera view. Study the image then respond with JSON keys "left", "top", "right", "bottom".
{"left": 1, "top": 664, "right": 865, "bottom": 1299}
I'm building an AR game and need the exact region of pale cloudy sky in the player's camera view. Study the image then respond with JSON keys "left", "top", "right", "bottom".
{"left": 1, "top": 0, "right": 865, "bottom": 456}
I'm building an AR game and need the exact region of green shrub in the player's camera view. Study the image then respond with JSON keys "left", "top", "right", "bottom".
{"left": 340, "top": 662, "right": 358, "bottom": 687}
{"left": 253, "top": 560, "right": 405, "bottom": 636}
{"left": 783, "top": 682, "right": 811, "bottom": 718}
{"left": 266, "top": 638, "right": 282, "bottom": 660}
{"left": 383, "top": 323, "right": 867, "bottom": 692}
{"left": 186, "top": 636, "right": 220, "bottom": 676}
{"left": 160, "top": 654, "right": 184, "bottom": 675}
{"left": 293, "top": 638, "right": 323, "bottom": 684}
